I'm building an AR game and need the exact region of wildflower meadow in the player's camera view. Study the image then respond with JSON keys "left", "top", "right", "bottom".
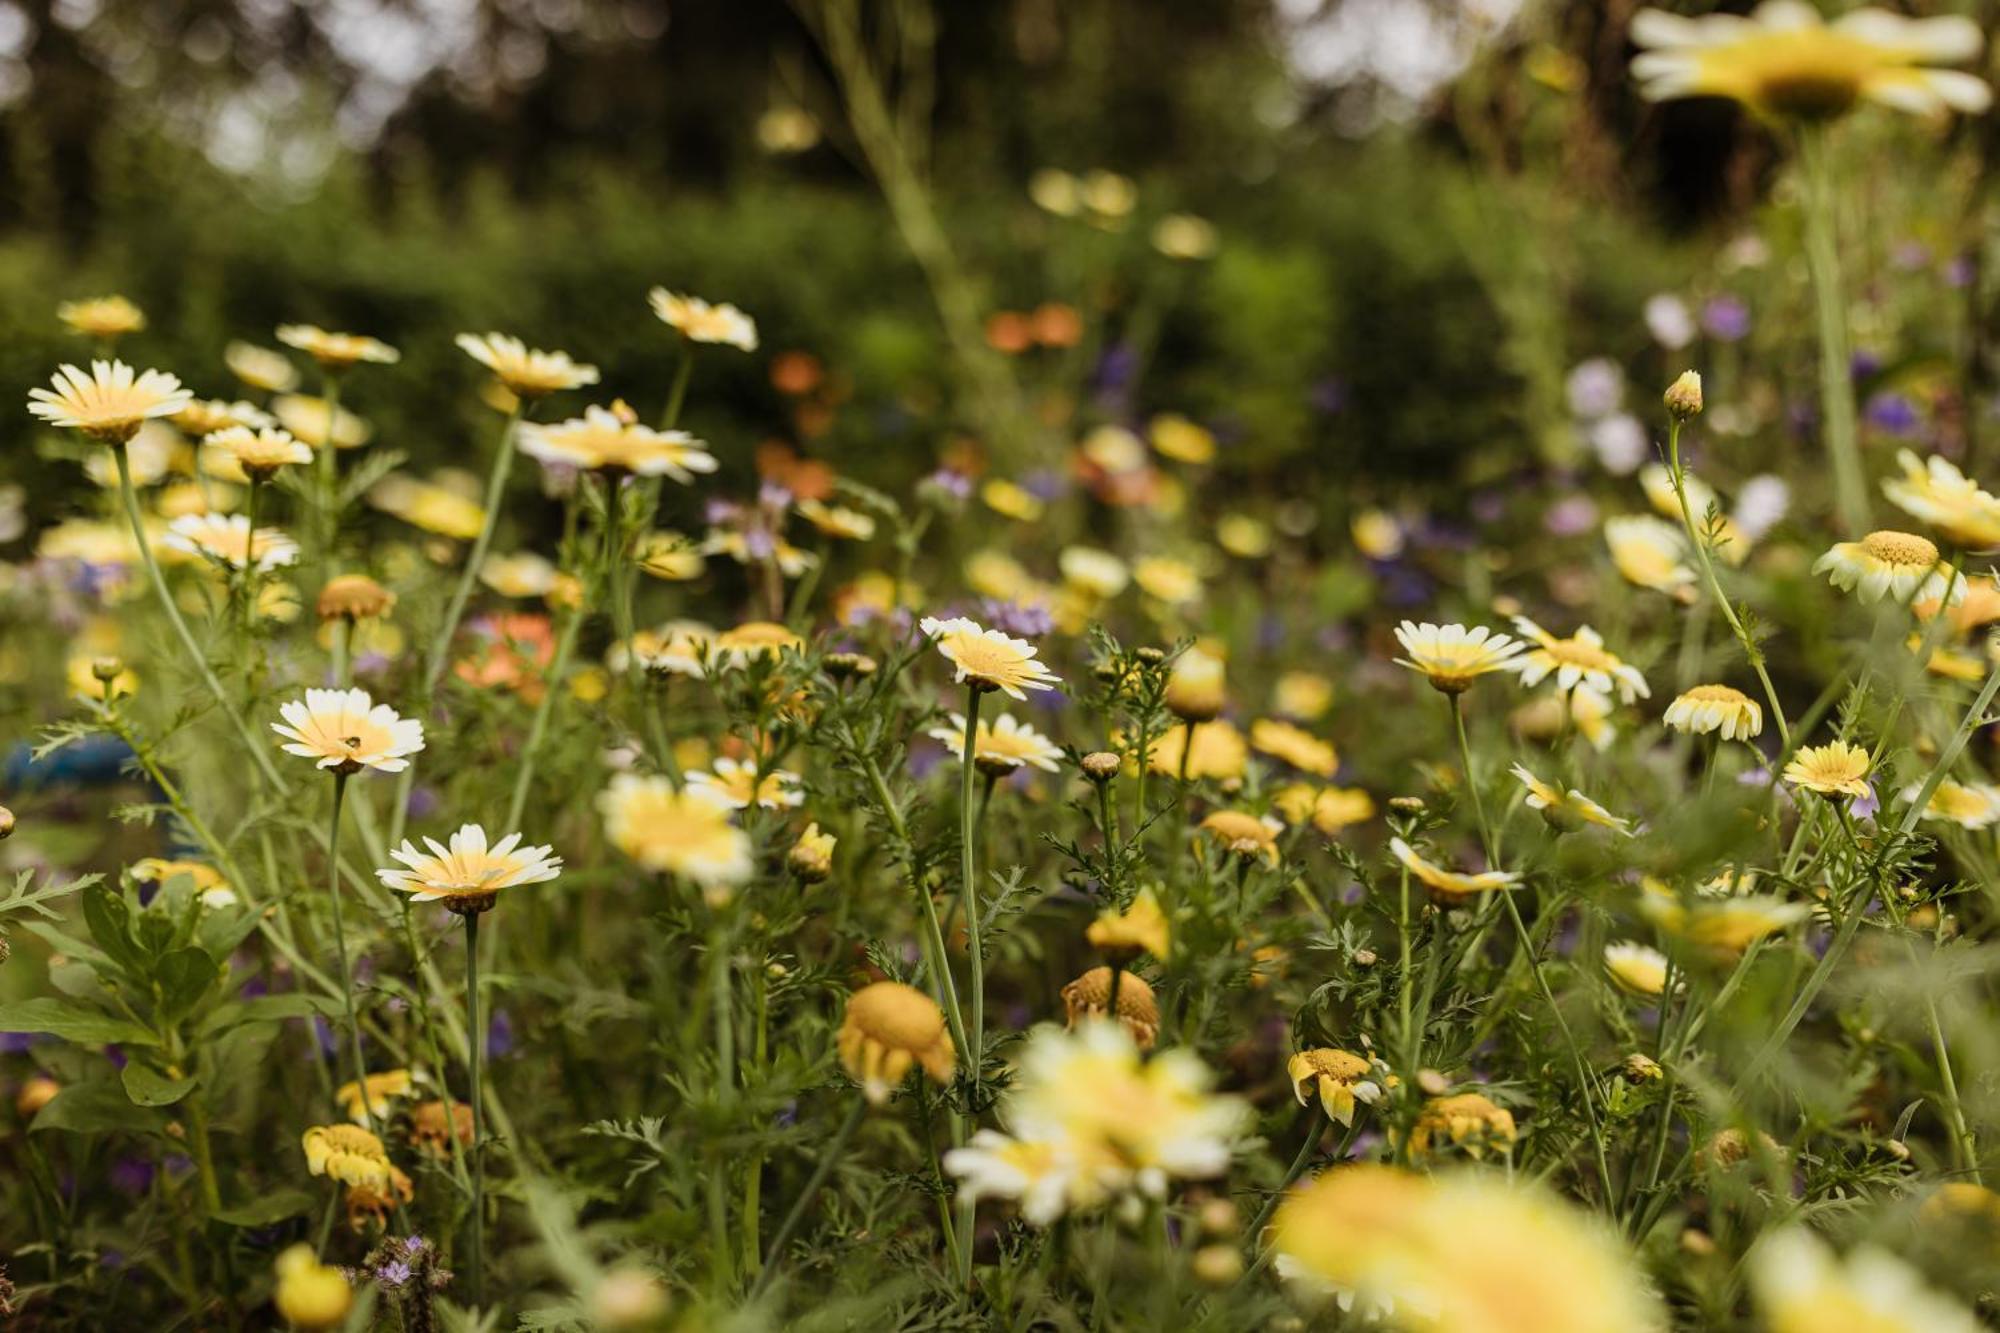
{"left": 9, "top": 1, "right": 2000, "bottom": 1329}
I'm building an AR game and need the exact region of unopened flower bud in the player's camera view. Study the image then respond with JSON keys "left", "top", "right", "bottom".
{"left": 1416, "top": 1068, "right": 1449, "bottom": 1096}
{"left": 1388, "top": 796, "right": 1427, "bottom": 815}
{"left": 591, "top": 1268, "right": 671, "bottom": 1329}
{"left": 91, "top": 657, "right": 124, "bottom": 684}
{"left": 16, "top": 1075, "right": 58, "bottom": 1118}
{"left": 1191, "top": 1244, "right": 1244, "bottom": 1286}
{"left": 1351, "top": 947, "right": 1378, "bottom": 968}
{"left": 1081, "top": 751, "right": 1121, "bottom": 783}
{"left": 1134, "top": 646, "right": 1166, "bottom": 667}
{"left": 788, "top": 823, "right": 836, "bottom": 883}
{"left": 0, "top": 806, "right": 16, "bottom": 840}
{"left": 1679, "top": 1228, "right": 1716, "bottom": 1257}
{"left": 1198, "top": 1197, "right": 1240, "bottom": 1237}
{"left": 1664, "top": 370, "right": 1703, "bottom": 420}
{"left": 823, "top": 652, "right": 877, "bottom": 680}
{"left": 1622, "top": 1053, "right": 1663, "bottom": 1082}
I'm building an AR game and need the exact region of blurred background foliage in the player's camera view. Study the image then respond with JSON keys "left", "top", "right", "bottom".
{"left": 0, "top": 0, "right": 1991, "bottom": 519}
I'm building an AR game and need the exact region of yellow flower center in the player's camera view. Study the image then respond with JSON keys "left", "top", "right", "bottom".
{"left": 1683, "top": 684, "right": 1752, "bottom": 706}
{"left": 1544, "top": 637, "right": 1617, "bottom": 673}
{"left": 1861, "top": 529, "right": 1938, "bottom": 568}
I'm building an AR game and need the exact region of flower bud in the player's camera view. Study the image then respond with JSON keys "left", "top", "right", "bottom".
{"left": 1080, "top": 751, "right": 1122, "bottom": 783}
{"left": 788, "top": 823, "right": 836, "bottom": 883}
{"left": 1664, "top": 370, "right": 1703, "bottom": 420}
{"left": 90, "top": 657, "right": 124, "bottom": 684}
{"left": 823, "top": 652, "right": 877, "bottom": 680}
{"left": 1191, "top": 1244, "right": 1244, "bottom": 1286}
{"left": 15, "top": 1075, "right": 59, "bottom": 1118}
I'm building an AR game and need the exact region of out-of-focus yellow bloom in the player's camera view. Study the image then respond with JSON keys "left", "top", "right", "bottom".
{"left": 838, "top": 981, "right": 955, "bottom": 1104}
{"left": 1351, "top": 509, "right": 1404, "bottom": 561}
{"left": 1133, "top": 555, "right": 1202, "bottom": 607}
{"left": 635, "top": 530, "right": 705, "bottom": 581}
{"left": 1087, "top": 887, "right": 1170, "bottom": 961}
{"left": 1081, "top": 425, "right": 1148, "bottom": 475}
{"left": 225, "top": 341, "right": 299, "bottom": 393}
{"left": 58, "top": 295, "right": 145, "bottom": 340}
{"left": 273, "top": 1244, "right": 353, "bottom": 1330}
{"left": 599, "top": 775, "right": 752, "bottom": 896}
{"left": 1165, "top": 642, "right": 1227, "bottom": 720}
{"left": 796, "top": 498, "right": 876, "bottom": 541}
{"left": 788, "top": 821, "right": 836, "bottom": 882}
{"left": 648, "top": 289, "right": 758, "bottom": 351}
{"left": 334, "top": 1070, "right": 415, "bottom": 1124}
{"left": 715, "top": 620, "right": 803, "bottom": 664}
{"left": 455, "top": 332, "right": 599, "bottom": 398}
{"left": 1604, "top": 941, "right": 1671, "bottom": 997}
{"left": 277, "top": 324, "right": 399, "bottom": 368}
{"left": 1152, "top": 214, "right": 1218, "bottom": 260}
{"left": 1196, "top": 810, "right": 1282, "bottom": 867}
{"left": 68, "top": 654, "right": 137, "bottom": 701}
{"left": 1059, "top": 545, "right": 1129, "bottom": 599}
{"left": 1901, "top": 778, "right": 2000, "bottom": 829}
{"left": 1273, "top": 1166, "right": 1665, "bottom": 1333}
{"left": 1883, "top": 449, "right": 2000, "bottom": 548}
{"left": 1216, "top": 512, "right": 1272, "bottom": 558}
{"left": 522, "top": 407, "right": 716, "bottom": 481}
{"left": 1251, "top": 718, "right": 1337, "bottom": 777}
{"left": 1406, "top": 1092, "right": 1517, "bottom": 1160}
{"left": 1751, "top": 1226, "right": 1980, "bottom": 1333}
{"left": 1274, "top": 783, "right": 1375, "bottom": 836}
{"left": 1641, "top": 880, "right": 1809, "bottom": 957}
{"left": 982, "top": 478, "right": 1045, "bottom": 522}
{"left": 1639, "top": 463, "right": 1749, "bottom": 564}
{"left": 1146, "top": 720, "right": 1247, "bottom": 782}
{"left": 1509, "top": 616, "right": 1649, "bottom": 702}
{"left": 1272, "top": 670, "right": 1333, "bottom": 721}
{"left": 368, "top": 474, "right": 486, "bottom": 541}
{"left": 272, "top": 394, "right": 371, "bottom": 449}
{"left": 1605, "top": 515, "right": 1695, "bottom": 596}
{"left": 175, "top": 398, "right": 272, "bottom": 439}
{"left": 929, "top": 710, "right": 1064, "bottom": 774}
{"left": 685, "top": 757, "right": 805, "bottom": 811}
{"left": 964, "top": 549, "right": 1034, "bottom": 601}
{"left": 1631, "top": 2, "right": 1990, "bottom": 121}
{"left": 1149, "top": 413, "right": 1215, "bottom": 464}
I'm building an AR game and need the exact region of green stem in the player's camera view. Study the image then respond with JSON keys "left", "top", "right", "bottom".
{"left": 1799, "top": 126, "right": 1868, "bottom": 534}
{"left": 960, "top": 687, "right": 986, "bottom": 1095}
{"left": 752, "top": 1096, "right": 866, "bottom": 1297}
{"left": 464, "top": 909, "right": 487, "bottom": 1306}
{"left": 424, "top": 403, "right": 523, "bottom": 694}
{"left": 1666, "top": 419, "right": 1789, "bottom": 749}
{"left": 110, "top": 445, "right": 288, "bottom": 793}
{"left": 505, "top": 602, "right": 587, "bottom": 833}
{"left": 323, "top": 774, "right": 374, "bottom": 1128}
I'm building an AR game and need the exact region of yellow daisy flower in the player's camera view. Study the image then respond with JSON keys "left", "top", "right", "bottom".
{"left": 1509, "top": 616, "right": 1650, "bottom": 702}
{"left": 597, "top": 774, "right": 753, "bottom": 892}
{"left": 685, "top": 756, "right": 806, "bottom": 811}
{"left": 272, "top": 394, "right": 371, "bottom": 449}
{"left": 454, "top": 332, "right": 599, "bottom": 398}
{"left": 634, "top": 530, "right": 706, "bottom": 581}
{"left": 1510, "top": 764, "right": 1632, "bottom": 835}
{"left": 1058, "top": 546, "right": 1130, "bottom": 599}
{"left": 837, "top": 981, "right": 955, "bottom": 1104}
{"left": 1632, "top": 1, "right": 1990, "bottom": 121}
{"left": 225, "top": 340, "right": 300, "bottom": 394}
{"left": 929, "top": 711, "right": 1064, "bottom": 773}
{"left": 1406, "top": 1091, "right": 1517, "bottom": 1160}
{"left": 1664, "top": 684, "right": 1764, "bottom": 741}
{"left": 28, "top": 360, "right": 192, "bottom": 443}
{"left": 1273, "top": 783, "right": 1376, "bottom": 836}
{"left": 1782, "top": 740, "right": 1871, "bottom": 798}
{"left": 1751, "top": 1227, "right": 1981, "bottom": 1333}
{"left": 1287, "top": 1048, "right": 1387, "bottom": 1126}
{"left": 377, "top": 823, "right": 562, "bottom": 912}
{"left": 1061, "top": 966, "right": 1161, "bottom": 1049}
{"left": 919, "top": 615, "right": 1061, "bottom": 698}
{"left": 1165, "top": 642, "right": 1227, "bottom": 719}
{"left": 368, "top": 474, "right": 486, "bottom": 541}
{"left": 1149, "top": 413, "right": 1215, "bottom": 464}
{"left": 1389, "top": 837, "right": 1520, "bottom": 898}
{"left": 1882, "top": 449, "right": 2000, "bottom": 548}
{"left": 1814, "top": 530, "right": 1961, "bottom": 605}
{"left": 521, "top": 406, "right": 717, "bottom": 481}
{"left": 302, "top": 1123, "right": 397, "bottom": 1190}
{"left": 1087, "top": 887, "right": 1171, "bottom": 962}
{"left": 276, "top": 324, "right": 400, "bottom": 369}
{"left": 478, "top": 552, "right": 558, "bottom": 598}
{"left": 1250, "top": 718, "right": 1338, "bottom": 777}
{"left": 162, "top": 513, "right": 299, "bottom": 572}
{"left": 1638, "top": 463, "right": 1748, "bottom": 564}
{"left": 981, "top": 477, "right": 1045, "bottom": 522}
{"left": 1272, "top": 669, "right": 1333, "bottom": 721}
{"left": 1146, "top": 719, "right": 1247, "bottom": 781}
{"left": 796, "top": 499, "right": 877, "bottom": 542}
{"left": 174, "top": 398, "right": 273, "bottom": 438}
{"left": 1392, "top": 621, "right": 1524, "bottom": 694}
{"left": 204, "top": 425, "right": 313, "bottom": 481}
{"left": 1196, "top": 810, "right": 1283, "bottom": 867}
{"left": 271, "top": 687, "right": 425, "bottom": 774}
{"left": 1604, "top": 514, "right": 1695, "bottom": 596}
{"left": 333, "top": 1070, "right": 415, "bottom": 1124}
{"left": 57, "top": 295, "right": 145, "bottom": 340}
{"left": 1603, "top": 941, "right": 1671, "bottom": 997}
{"left": 1900, "top": 778, "right": 2000, "bottom": 829}
{"left": 648, "top": 288, "right": 758, "bottom": 350}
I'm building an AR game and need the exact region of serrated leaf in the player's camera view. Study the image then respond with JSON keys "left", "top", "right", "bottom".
{"left": 121, "top": 1062, "right": 198, "bottom": 1107}
{"left": 0, "top": 997, "right": 158, "bottom": 1046}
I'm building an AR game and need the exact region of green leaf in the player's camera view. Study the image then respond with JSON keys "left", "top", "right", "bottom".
{"left": 197, "top": 993, "right": 338, "bottom": 1036}
{"left": 0, "top": 997, "right": 158, "bottom": 1046}
{"left": 80, "top": 885, "right": 140, "bottom": 976}
{"left": 213, "top": 1188, "right": 315, "bottom": 1228}
{"left": 32, "top": 1080, "right": 167, "bottom": 1136}
{"left": 154, "top": 947, "right": 220, "bottom": 1022}
{"left": 0, "top": 869, "right": 98, "bottom": 921}
{"left": 121, "top": 1062, "right": 198, "bottom": 1107}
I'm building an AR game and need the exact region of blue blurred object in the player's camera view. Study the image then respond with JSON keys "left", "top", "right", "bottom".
{"left": 5, "top": 735, "right": 141, "bottom": 790}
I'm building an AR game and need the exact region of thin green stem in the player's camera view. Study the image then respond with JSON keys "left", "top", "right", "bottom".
{"left": 960, "top": 687, "right": 986, "bottom": 1097}
{"left": 752, "top": 1097, "right": 866, "bottom": 1297}
{"left": 323, "top": 774, "right": 374, "bottom": 1129}
{"left": 464, "top": 909, "right": 487, "bottom": 1306}
{"left": 424, "top": 403, "right": 523, "bottom": 694}
{"left": 1799, "top": 126, "right": 1868, "bottom": 533}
